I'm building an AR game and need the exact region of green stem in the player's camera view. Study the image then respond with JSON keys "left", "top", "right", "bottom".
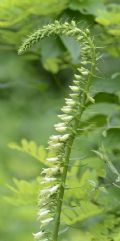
{"left": 53, "top": 101, "right": 89, "bottom": 241}
{"left": 53, "top": 103, "right": 87, "bottom": 241}
{"left": 53, "top": 126, "right": 77, "bottom": 241}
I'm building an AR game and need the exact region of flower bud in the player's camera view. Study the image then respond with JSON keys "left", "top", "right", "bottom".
{"left": 61, "top": 106, "right": 72, "bottom": 114}
{"left": 58, "top": 114, "right": 73, "bottom": 122}
{"left": 71, "top": 20, "right": 76, "bottom": 26}
{"left": 46, "top": 157, "right": 59, "bottom": 163}
{"left": 49, "top": 135, "right": 61, "bottom": 142}
{"left": 78, "top": 68, "right": 89, "bottom": 76}
{"left": 41, "top": 177, "right": 57, "bottom": 184}
{"left": 55, "top": 20, "right": 59, "bottom": 24}
{"left": 67, "top": 30, "right": 75, "bottom": 36}
{"left": 82, "top": 45, "right": 90, "bottom": 51}
{"left": 73, "top": 80, "right": 80, "bottom": 85}
{"left": 48, "top": 142, "right": 63, "bottom": 150}
{"left": 69, "top": 93, "right": 79, "bottom": 98}
{"left": 41, "top": 166, "right": 60, "bottom": 176}
{"left": 65, "top": 98, "right": 76, "bottom": 106}
{"left": 74, "top": 74, "right": 82, "bottom": 80}
{"left": 54, "top": 123, "right": 66, "bottom": 128}
{"left": 38, "top": 209, "right": 50, "bottom": 218}
{"left": 55, "top": 126, "right": 67, "bottom": 132}
{"left": 41, "top": 217, "right": 54, "bottom": 226}
{"left": 77, "top": 36, "right": 83, "bottom": 41}
{"left": 81, "top": 60, "right": 88, "bottom": 65}
{"left": 64, "top": 22, "right": 69, "bottom": 26}
{"left": 69, "top": 85, "right": 80, "bottom": 92}
{"left": 86, "top": 29, "right": 90, "bottom": 34}
{"left": 60, "top": 134, "right": 70, "bottom": 141}
{"left": 41, "top": 185, "right": 59, "bottom": 197}
{"left": 33, "top": 231, "right": 44, "bottom": 239}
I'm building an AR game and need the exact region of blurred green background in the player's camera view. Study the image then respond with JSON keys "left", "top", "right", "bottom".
{"left": 0, "top": 1, "right": 120, "bottom": 241}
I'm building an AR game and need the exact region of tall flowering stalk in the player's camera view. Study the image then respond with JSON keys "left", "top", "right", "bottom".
{"left": 18, "top": 21, "right": 96, "bottom": 241}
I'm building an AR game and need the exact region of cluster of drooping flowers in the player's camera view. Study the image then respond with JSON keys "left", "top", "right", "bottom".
{"left": 18, "top": 21, "right": 96, "bottom": 241}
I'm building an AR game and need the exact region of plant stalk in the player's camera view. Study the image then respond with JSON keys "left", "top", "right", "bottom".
{"left": 53, "top": 39, "right": 96, "bottom": 241}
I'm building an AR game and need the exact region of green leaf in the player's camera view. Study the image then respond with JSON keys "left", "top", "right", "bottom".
{"left": 68, "top": 0, "right": 105, "bottom": 16}
{"left": 61, "top": 201, "right": 102, "bottom": 225}
{"left": 82, "top": 103, "right": 119, "bottom": 121}
{"left": 60, "top": 36, "right": 80, "bottom": 62}
{"left": 103, "top": 128, "right": 120, "bottom": 150}
{"left": 8, "top": 139, "right": 47, "bottom": 165}
{"left": 96, "top": 5, "right": 120, "bottom": 36}
{"left": 91, "top": 74, "right": 120, "bottom": 95}
{"left": 5, "top": 178, "right": 40, "bottom": 205}
{"left": 0, "top": 0, "right": 68, "bottom": 27}
{"left": 96, "top": 5, "right": 120, "bottom": 26}
{"left": 40, "top": 37, "right": 68, "bottom": 73}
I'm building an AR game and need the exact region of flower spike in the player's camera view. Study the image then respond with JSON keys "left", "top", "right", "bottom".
{"left": 18, "top": 20, "right": 96, "bottom": 241}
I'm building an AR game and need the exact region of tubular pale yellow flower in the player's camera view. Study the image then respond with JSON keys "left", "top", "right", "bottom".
{"left": 74, "top": 74, "right": 82, "bottom": 80}
{"left": 37, "top": 209, "right": 50, "bottom": 218}
{"left": 65, "top": 98, "right": 76, "bottom": 106}
{"left": 78, "top": 67, "right": 89, "bottom": 76}
{"left": 81, "top": 60, "right": 88, "bottom": 65}
{"left": 54, "top": 123, "right": 66, "bottom": 128}
{"left": 61, "top": 106, "right": 72, "bottom": 114}
{"left": 48, "top": 142, "right": 63, "bottom": 150}
{"left": 58, "top": 114, "right": 73, "bottom": 122}
{"left": 46, "top": 157, "right": 59, "bottom": 163}
{"left": 41, "top": 185, "right": 59, "bottom": 197}
{"left": 41, "top": 217, "right": 54, "bottom": 226}
{"left": 69, "top": 85, "right": 80, "bottom": 92}
{"left": 69, "top": 93, "right": 79, "bottom": 98}
{"left": 54, "top": 126, "right": 67, "bottom": 133}
{"left": 77, "top": 36, "right": 84, "bottom": 41}
{"left": 60, "top": 134, "right": 70, "bottom": 142}
{"left": 54, "top": 122, "right": 67, "bottom": 132}
{"left": 41, "top": 177, "right": 57, "bottom": 184}
{"left": 73, "top": 80, "right": 80, "bottom": 85}
{"left": 33, "top": 231, "right": 44, "bottom": 239}
{"left": 49, "top": 135, "right": 61, "bottom": 142}
{"left": 41, "top": 166, "right": 60, "bottom": 176}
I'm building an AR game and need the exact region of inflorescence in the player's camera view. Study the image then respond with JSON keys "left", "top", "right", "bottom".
{"left": 18, "top": 20, "right": 96, "bottom": 241}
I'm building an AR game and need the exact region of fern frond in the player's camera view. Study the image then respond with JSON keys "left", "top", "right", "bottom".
{"left": 18, "top": 20, "right": 97, "bottom": 241}
{"left": 8, "top": 139, "right": 47, "bottom": 165}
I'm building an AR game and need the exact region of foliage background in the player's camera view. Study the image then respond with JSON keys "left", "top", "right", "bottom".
{"left": 0, "top": 0, "right": 120, "bottom": 241}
